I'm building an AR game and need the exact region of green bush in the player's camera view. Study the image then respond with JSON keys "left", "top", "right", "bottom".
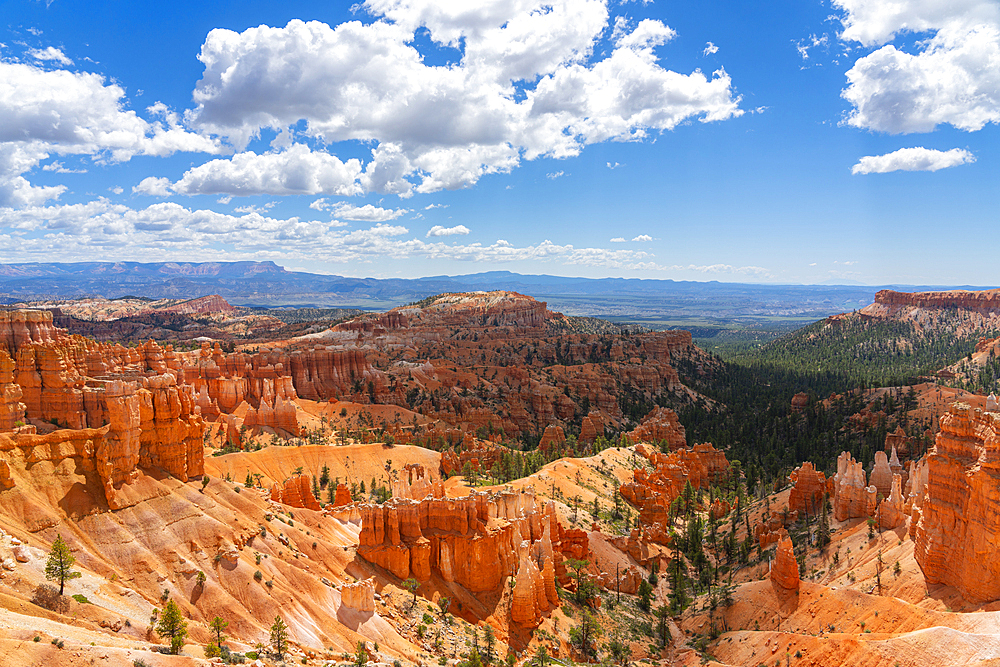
{"left": 71, "top": 594, "right": 90, "bottom": 604}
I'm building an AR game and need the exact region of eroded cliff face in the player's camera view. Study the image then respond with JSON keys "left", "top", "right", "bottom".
{"left": 788, "top": 462, "right": 828, "bottom": 516}
{"left": 308, "top": 292, "right": 707, "bottom": 440}
{"left": 625, "top": 406, "right": 687, "bottom": 449}
{"left": 620, "top": 442, "right": 729, "bottom": 544}
{"left": 912, "top": 403, "right": 1000, "bottom": 603}
{"left": 357, "top": 488, "right": 579, "bottom": 627}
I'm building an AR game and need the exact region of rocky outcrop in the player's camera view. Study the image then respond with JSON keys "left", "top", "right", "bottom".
{"left": 832, "top": 452, "right": 877, "bottom": 522}
{"left": 0, "top": 351, "right": 27, "bottom": 432}
{"left": 770, "top": 535, "right": 799, "bottom": 591}
{"left": 869, "top": 289, "right": 1000, "bottom": 311}
{"left": 391, "top": 463, "right": 443, "bottom": 500}
{"left": 270, "top": 475, "right": 322, "bottom": 511}
{"left": 869, "top": 450, "right": 894, "bottom": 501}
{"left": 341, "top": 577, "right": 376, "bottom": 612}
{"left": 625, "top": 407, "right": 687, "bottom": 449}
{"left": 579, "top": 412, "right": 603, "bottom": 444}
{"left": 357, "top": 488, "right": 575, "bottom": 626}
{"left": 333, "top": 483, "right": 353, "bottom": 507}
{"left": 788, "top": 462, "right": 827, "bottom": 516}
{"left": 877, "top": 474, "right": 906, "bottom": 530}
{"left": 621, "top": 443, "right": 729, "bottom": 544}
{"left": 538, "top": 424, "right": 565, "bottom": 454}
{"left": 913, "top": 403, "right": 1000, "bottom": 603}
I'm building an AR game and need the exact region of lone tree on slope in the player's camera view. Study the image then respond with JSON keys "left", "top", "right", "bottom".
{"left": 270, "top": 615, "right": 289, "bottom": 660}
{"left": 156, "top": 599, "right": 188, "bottom": 655}
{"left": 45, "top": 534, "right": 81, "bottom": 596}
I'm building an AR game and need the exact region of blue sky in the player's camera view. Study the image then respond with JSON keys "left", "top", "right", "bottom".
{"left": 1, "top": 0, "right": 997, "bottom": 285}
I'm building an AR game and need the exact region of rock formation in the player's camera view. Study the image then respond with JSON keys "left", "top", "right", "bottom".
{"left": 869, "top": 450, "right": 894, "bottom": 501}
{"left": 913, "top": 403, "right": 1000, "bottom": 603}
{"left": 341, "top": 577, "right": 376, "bottom": 613}
{"left": 333, "top": 483, "right": 353, "bottom": 507}
{"left": 271, "top": 475, "right": 322, "bottom": 511}
{"left": 538, "top": 424, "right": 565, "bottom": 454}
{"left": 770, "top": 534, "right": 799, "bottom": 591}
{"left": 877, "top": 474, "right": 906, "bottom": 530}
{"left": 358, "top": 488, "right": 574, "bottom": 627}
{"left": 832, "top": 451, "right": 877, "bottom": 522}
{"left": 621, "top": 443, "right": 728, "bottom": 544}
{"left": 625, "top": 406, "right": 687, "bottom": 449}
{"left": 391, "top": 463, "right": 443, "bottom": 500}
{"left": 788, "top": 462, "right": 827, "bottom": 516}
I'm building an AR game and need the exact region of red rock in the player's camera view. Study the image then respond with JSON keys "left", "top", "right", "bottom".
{"left": 333, "top": 483, "right": 353, "bottom": 507}
{"left": 869, "top": 450, "right": 894, "bottom": 502}
{"left": 788, "top": 462, "right": 826, "bottom": 516}
{"left": 790, "top": 392, "right": 809, "bottom": 413}
{"left": 832, "top": 451, "right": 876, "bottom": 522}
{"left": 770, "top": 534, "right": 799, "bottom": 591}
{"left": 626, "top": 407, "right": 687, "bottom": 449}
{"left": 913, "top": 403, "right": 1000, "bottom": 603}
{"left": 538, "top": 424, "right": 565, "bottom": 455}
{"left": 271, "top": 475, "right": 322, "bottom": 511}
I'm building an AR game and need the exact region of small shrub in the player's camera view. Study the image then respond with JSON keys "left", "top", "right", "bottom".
{"left": 265, "top": 580, "right": 273, "bottom": 588}
{"left": 417, "top": 624, "right": 426, "bottom": 638}
{"left": 71, "top": 593, "right": 90, "bottom": 604}
{"left": 133, "top": 660, "right": 151, "bottom": 667}
{"left": 32, "top": 584, "right": 69, "bottom": 613}
{"left": 254, "top": 570, "right": 263, "bottom": 581}
{"left": 422, "top": 612, "right": 434, "bottom": 625}
{"left": 33, "top": 636, "right": 40, "bottom": 642}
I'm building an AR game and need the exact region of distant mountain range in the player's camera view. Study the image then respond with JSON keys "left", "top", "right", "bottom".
{"left": 0, "top": 261, "right": 995, "bottom": 323}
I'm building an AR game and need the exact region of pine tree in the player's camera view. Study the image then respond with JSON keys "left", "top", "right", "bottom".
{"left": 156, "top": 599, "right": 188, "bottom": 655}
{"left": 205, "top": 616, "right": 228, "bottom": 658}
{"left": 270, "top": 615, "right": 289, "bottom": 660}
{"left": 45, "top": 535, "right": 80, "bottom": 596}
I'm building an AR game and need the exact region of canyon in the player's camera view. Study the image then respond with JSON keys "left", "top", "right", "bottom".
{"left": 1, "top": 288, "right": 1000, "bottom": 667}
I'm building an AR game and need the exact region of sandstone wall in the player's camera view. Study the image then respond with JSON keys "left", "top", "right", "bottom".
{"left": 913, "top": 403, "right": 1000, "bottom": 603}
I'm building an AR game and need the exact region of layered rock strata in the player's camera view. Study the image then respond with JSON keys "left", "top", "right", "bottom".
{"left": 788, "top": 462, "right": 827, "bottom": 516}
{"left": 913, "top": 403, "right": 1000, "bottom": 603}
{"left": 341, "top": 577, "right": 376, "bottom": 612}
{"left": 832, "top": 452, "right": 877, "bottom": 522}
{"left": 271, "top": 475, "right": 322, "bottom": 511}
{"left": 625, "top": 407, "right": 687, "bottom": 449}
{"left": 358, "top": 489, "right": 576, "bottom": 627}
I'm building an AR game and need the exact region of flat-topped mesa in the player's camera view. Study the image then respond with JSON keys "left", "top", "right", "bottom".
{"left": 913, "top": 403, "right": 1000, "bottom": 603}
{"left": 625, "top": 406, "right": 687, "bottom": 449}
{"left": 832, "top": 451, "right": 877, "bottom": 522}
{"left": 870, "top": 289, "right": 1000, "bottom": 311}
{"left": 357, "top": 489, "right": 579, "bottom": 607}
{"left": 788, "top": 462, "right": 828, "bottom": 516}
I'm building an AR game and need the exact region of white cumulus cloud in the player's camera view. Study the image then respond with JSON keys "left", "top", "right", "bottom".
{"left": 836, "top": 0, "right": 1000, "bottom": 134}
{"left": 133, "top": 176, "right": 174, "bottom": 197}
{"left": 0, "top": 58, "right": 220, "bottom": 207}
{"left": 185, "top": 5, "right": 742, "bottom": 196}
{"left": 610, "top": 236, "right": 626, "bottom": 242}
{"left": 851, "top": 146, "right": 975, "bottom": 174}
{"left": 703, "top": 41, "right": 718, "bottom": 56}
{"left": 427, "top": 224, "right": 471, "bottom": 237}
{"left": 172, "top": 143, "right": 363, "bottom": 196}
{"left": 632, "top": 234, "right": 652, "bottom": 242}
